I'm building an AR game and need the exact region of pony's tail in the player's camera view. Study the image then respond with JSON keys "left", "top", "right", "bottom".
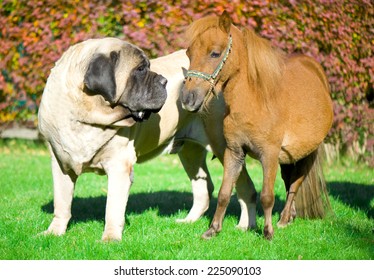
{"left": 295, "top": 145, "right": 332, "bottom": 219}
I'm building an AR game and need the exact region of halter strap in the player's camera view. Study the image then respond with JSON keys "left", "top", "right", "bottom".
{"left": 185, "top": 34, "right": 232, "bottom": 95}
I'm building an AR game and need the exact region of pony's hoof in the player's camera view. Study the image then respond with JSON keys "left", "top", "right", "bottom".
{"left": 277, "top": 218, "right": 294, "bottom": 228}
{"left": 276, "top": 221, "right": 289, "bottom": 228}
{"left": 277, "top": 217, "right": 292, "bottom": 228}
{"left": 201, "top": 228, "right": 217, "bottom": 240}
{"left": 263, "top": 228, "right": 274, "bottom": 240}
{"left": 277, "top": 213, "right": 295, "bottom": 228}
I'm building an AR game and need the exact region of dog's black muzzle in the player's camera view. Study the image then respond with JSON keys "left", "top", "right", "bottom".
{"left": 120, "top": 72, "right": 167, "bottom": 122}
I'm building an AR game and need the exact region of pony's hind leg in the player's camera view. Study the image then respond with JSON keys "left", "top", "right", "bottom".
{"left": 278, "top": 163, "right": 304, "bottom": 228}
{"left": 202, "top": 148, "right": 244, "bottom": 239}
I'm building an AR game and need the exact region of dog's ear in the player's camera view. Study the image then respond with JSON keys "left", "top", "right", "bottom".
{"left": 84, "top": 51, "right": 119, "bottom": 104}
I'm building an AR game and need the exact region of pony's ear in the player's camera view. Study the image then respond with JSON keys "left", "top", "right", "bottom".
{"left": 182, "top": 67, "right": 188, "bottom": 78}
{"left": 219, "top": 11, "right": 232, "bottom": 34}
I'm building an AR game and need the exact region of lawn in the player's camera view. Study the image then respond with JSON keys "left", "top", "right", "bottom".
{"left": 0, "top": 139, "right": 373, "bottom": 260}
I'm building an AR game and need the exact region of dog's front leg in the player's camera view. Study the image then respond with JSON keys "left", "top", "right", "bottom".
{"left": 176, "top": 141, "right": 213, "bottom": 223}
{"left": 102, "top": 164, "right": 133, "bottom": 241}
{"left": 44, "top": 151, "right": 77, "bottom": 236}
{"left": 101, "top": 147, "right": 135, "bottom": 241}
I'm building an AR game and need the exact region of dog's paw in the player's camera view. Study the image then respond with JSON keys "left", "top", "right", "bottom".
{"left": 101, "top": 230, "right": 122, "bottom": 242}
{"left": 176, "top": 207, "right": 206, "bottom": 223}
{"left": 176, "top": 217, "right": 194, "bottom": 223}
{"left": 40, "top": 217, "right": 70, "bottom": 237}
{"left": 40, "top": 227, "right": 66, "bottom": 237}
{"left": 236, "top": 220, "right": 257, "bottom": 231}
{"left": 235, "top": 224, "right": 249, "bottom": 232}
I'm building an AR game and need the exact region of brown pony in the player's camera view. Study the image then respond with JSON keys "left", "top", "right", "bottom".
{"left": 181, "top": 12, "right": 333, "bottom": 239}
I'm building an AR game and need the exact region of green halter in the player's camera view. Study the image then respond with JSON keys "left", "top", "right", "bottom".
{"left": 185, "top": 34, "right": 233, "bottom": 95}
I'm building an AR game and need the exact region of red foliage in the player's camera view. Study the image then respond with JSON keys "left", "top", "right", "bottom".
{"left": 0, "top": 0, "right": 373, "bottom": 162}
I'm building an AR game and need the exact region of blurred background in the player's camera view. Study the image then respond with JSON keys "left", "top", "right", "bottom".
{"left": 0, "top": 0, "right": 373, "bottom": 165}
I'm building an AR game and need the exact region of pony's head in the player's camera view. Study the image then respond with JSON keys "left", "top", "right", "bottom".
{"left": 181, "top": 11, "right": 235, "bottom": 112}
{"left": 181, "top": 11, "right": 285, "bottom": 112}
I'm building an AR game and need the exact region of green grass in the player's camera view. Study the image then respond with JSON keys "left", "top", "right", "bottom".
{"left": 0, "top": 139, "right": 373, "bottom": 260}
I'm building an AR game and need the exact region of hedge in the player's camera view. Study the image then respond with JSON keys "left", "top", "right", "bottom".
{"left": 0, "top": 0, "right": 373, "bottom": 164}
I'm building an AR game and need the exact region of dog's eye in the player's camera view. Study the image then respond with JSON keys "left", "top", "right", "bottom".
{"left": 137, "top": 66, "right": 145, "bottom": 72}
{"left": 210, "top": 51, "right": 221, "bottom": 58}
{"left": 136, "top": 63, "right": 149, "bottom": 73}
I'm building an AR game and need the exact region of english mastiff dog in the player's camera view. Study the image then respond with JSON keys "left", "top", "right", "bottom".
{"left": 39, "top": 38, "right": 255, "bottom": 241}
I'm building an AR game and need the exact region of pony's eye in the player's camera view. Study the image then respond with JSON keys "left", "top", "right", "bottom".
{"left": 210, "top": 51, "right": 221, "bottom": 58}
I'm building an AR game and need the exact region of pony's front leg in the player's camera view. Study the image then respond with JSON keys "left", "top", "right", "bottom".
{"left": 260, "top": 152, "right": 279, "bottom": 240}
{"left": 44, "top": 151, "right": 77, "bottom": 236}
{"left": 202, "top": 148, "right": 244, "bottom": 239}
{"left": 102, "top": 149, "right": 135, "bottom": 241}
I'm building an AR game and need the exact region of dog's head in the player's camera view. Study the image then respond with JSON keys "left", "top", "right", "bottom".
{"left": 83, "top": 40, "right": 167, "bottom": 122}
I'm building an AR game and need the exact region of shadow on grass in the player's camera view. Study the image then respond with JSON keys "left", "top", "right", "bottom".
{"left": 41, "top": 181, "right": 373, "bottom": 225}
{"left": 327, "top": 181, "right": 374, "bottom": 218}
{"left": 41, "top": 191, "right": 286, "bottom": 225}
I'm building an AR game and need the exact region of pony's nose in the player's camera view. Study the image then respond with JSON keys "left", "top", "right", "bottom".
{"left": 181, "top": 88, "right": 200, "bottom": 112}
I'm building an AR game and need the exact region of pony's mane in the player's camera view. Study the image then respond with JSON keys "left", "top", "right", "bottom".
{"left": 242, "top": 28, "right": 285, "bottom": 102}
{"left": 186, "top": 16, "right": 220, "bottom": 45}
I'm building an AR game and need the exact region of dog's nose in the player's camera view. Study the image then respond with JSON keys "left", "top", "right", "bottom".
{"left": 158, "top": 75, "right": 168, "bottom": 87}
